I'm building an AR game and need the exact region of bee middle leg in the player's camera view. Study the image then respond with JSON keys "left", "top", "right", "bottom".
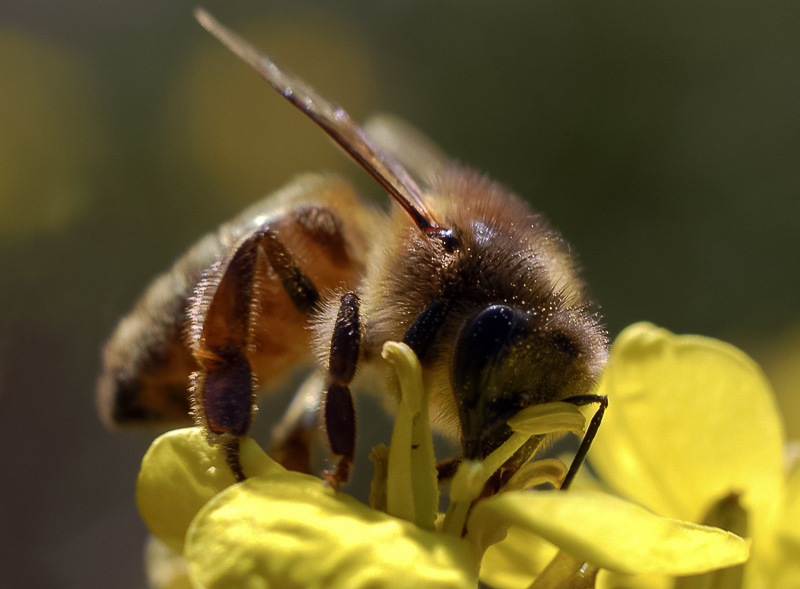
{"left": 268, "top": 372, "right": 324, "bottom": 475}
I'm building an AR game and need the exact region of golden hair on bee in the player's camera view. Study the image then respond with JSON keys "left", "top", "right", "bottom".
{"left": 97, "top": 8, "right": 608, "bottom": 490}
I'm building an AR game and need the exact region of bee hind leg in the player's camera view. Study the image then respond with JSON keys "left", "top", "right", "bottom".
{"left": 191, "top": 225, "right": 323, "bottom": 481}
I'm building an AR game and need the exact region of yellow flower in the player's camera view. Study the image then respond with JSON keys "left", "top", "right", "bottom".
{"left": 137, "top": 340, "right": 750, "bottom": 589}
{"left": 584, "top": 323, "right": 800, "bottom": 589}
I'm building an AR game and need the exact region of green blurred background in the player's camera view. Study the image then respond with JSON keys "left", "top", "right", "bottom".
{"left": 1, "top": 1, "right": 798, "bottom": 587}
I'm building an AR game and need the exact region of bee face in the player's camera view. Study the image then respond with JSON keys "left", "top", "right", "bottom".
{"left": 452, "top": 303, "right": 603, "bottom": 459}
{"left": 98, "top": 10, "right": 608, "bottom": 489}
{"left": 357, "top": 167, "right": 607, "bottom": 462}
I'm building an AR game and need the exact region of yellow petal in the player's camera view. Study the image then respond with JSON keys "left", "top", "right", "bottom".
{"left": 773, "top": 540, "right": 800, "bottom": 589}
{"left": 596, "top": 570, "right": 672, "bottom": 589}
{"left": 590, "top": 323, "right": 784, "bottom": 547}
{"left": 136, "top": 427, "right": 285, "bottom": 553}
{"left": 145, "top": 537, "right": 193, "bottom": 589}
{"left": 773, "top": 461, "right": 800, "bottom": 589}
{"left": 469, "top": 490, "right": 750, "bottom": 575}
{"left": 185, "top": 475, "right": 477, "bottom": 589}
{"left": 780, "top": 455, "right": 800, "bottom": 545}
{"left": 532, "top": 551, "right": 598, "bottom": 589}
{"left": 479, "top": 527, "right": 558, "bottom": 589}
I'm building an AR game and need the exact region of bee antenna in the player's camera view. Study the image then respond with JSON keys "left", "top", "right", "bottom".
{"left": 194, "top": 8, "right": 453, "bottom": 244}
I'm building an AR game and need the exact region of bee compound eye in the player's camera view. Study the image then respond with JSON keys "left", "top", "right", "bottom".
{"left": 451, "top": 305, "right": 528, "bottom": 413}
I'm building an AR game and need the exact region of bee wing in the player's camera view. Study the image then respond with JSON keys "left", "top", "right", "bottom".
{"left": 363, "top": 114, "right": 449, "bottom": 187}
{"left": 194, "top": 9, "right": 448, "bottom": 239}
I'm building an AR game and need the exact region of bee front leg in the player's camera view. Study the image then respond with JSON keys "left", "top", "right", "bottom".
{"left": 322, "top": 291, "right": 361, "bottom": 488}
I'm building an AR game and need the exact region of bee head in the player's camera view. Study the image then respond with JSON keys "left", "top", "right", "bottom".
{"left": 451, "top": 303, "right": 605, "bottom": 461}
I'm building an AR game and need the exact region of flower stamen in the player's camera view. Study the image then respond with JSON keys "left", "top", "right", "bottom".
{"left": 382, "top": 341, "right": 439, "bottom": 530}
{"left": 443, "top": 403, "right": 588, "bottom": 537}
{"left": 504, "top": 458, "right": 568, "bottom": 492}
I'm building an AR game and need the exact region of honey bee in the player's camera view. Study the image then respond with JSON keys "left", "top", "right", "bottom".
{"left": 97, "top": 9, "right": 608, "bottom": 490}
